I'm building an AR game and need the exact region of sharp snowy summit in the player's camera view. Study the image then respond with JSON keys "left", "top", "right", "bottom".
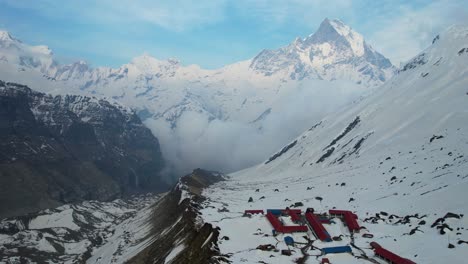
{"left": 250, "top": 19, "right": 394, "bottom": 84}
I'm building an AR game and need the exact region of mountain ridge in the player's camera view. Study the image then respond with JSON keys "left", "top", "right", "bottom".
{"left": 0, "top": 19, "right": 397, "bottom": 174}
{"left": 0, "top": 19, "right": 395, "bottom": 85}
{"left": 198, "top": 24, "right": 468, "bottom": 264}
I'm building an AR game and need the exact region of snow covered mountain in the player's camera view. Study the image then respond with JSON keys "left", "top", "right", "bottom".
{"left": 0, "top": 19, "right": 396, "bottom": 174}
{"left": 0, "top": 19, "right": 394, "bottom": 88}
{"left": 0, "top": 31, "right": 57, "bottom": 77}
{"left": 1, "top": 24, "right": 466, "bottom": 264}
{"left": 0, "top": 193, "right": 161, "bottom": 263}
{"left": 250, "top": 18, "right": 394, "bottom": 84}
{"left": 0, "top": 81, "right": 167, "bottom": 218}
{"left": 197, "top": 25, "right": 468, "bottom": 263}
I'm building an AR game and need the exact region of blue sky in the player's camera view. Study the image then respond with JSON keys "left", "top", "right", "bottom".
{"left": 0, "top": 0, "right": 466, "bottom": 69}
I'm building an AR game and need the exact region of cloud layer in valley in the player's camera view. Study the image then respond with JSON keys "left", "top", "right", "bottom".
{"left": 145, "top": 79, "right": 367, "bottom": 175}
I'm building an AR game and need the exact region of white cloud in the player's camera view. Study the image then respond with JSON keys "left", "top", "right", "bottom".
{"left": 367, "top": 0, "right": 468, "bottom": 65}
{"left": 145, "top": 79, "right": 367, "bottom": 175}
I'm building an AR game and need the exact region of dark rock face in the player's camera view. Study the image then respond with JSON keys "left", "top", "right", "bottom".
{"left": 400, "top": 53, "right": 427, "bottom": 72}
{"left": 129, "top": 169, "right": 227, "bottom": 264}
{"left": 0, "top": 80, "right": 168, "bottom": 218}
{"left": 265, "top": 140, "right": 298, "bottom": 164}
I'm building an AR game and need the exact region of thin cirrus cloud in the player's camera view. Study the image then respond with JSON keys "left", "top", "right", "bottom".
{"left": 0, "top": 0, "right": 228, "bottom": 31}
{"left": 231, "top": 0, "right": 354, "bottom": 25}
{"left": 133, "top": 1, "right": 228, "bottom": 31}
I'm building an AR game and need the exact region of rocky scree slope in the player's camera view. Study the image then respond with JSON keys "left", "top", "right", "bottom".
{"left": 0, "top": 81, "right": 167, "bottom": 218}
{"left": 0, "top": 194, "right": 161, "bottom": 263}
{"left": 128, "top": 168, "right": 228, "bottom": 264}
{"left": 0, "top": 169, "right": 226, "bottom": 264}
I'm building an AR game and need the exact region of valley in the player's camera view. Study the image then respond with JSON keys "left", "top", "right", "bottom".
{"left": 0, "top": 9, "right": 467, "bottom": 264}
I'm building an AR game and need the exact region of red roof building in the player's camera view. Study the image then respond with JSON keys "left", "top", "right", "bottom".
{"left": 286, "top": 208, "right": 302, "bottom": 222}
{"left": 266, "top": 211, "right": 308, "bottom": 233}
{"left": 370, "top": 242, "right": 416, "bottom": 264}
{"left": 282, "top": 225, "right": 308, "bottom": 233}
{"left": 305, "top": 212, "right": 332, "bottom": 241}
{"left": 266, "top": 212, "right": 284, "bottom": 232}
{"left": 329, "top": 209, "right": 360, "bottom": 233}
{"left": 284, "top": 209, "right": 302, "bottom": 214}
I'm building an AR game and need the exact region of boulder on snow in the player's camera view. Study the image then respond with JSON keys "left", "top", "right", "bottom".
{"left": 257, "top": 244, "right": 276, "bottom": 251}
{"left": 217, "top": 207, "right": 229, "bottom": 212}
{"left": 444, "top": 212, "right": 461, "bottom": 219}
{"left": 293, "top": 202, "right": 304, "bottom": 207}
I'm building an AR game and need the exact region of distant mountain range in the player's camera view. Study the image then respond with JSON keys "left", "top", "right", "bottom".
{"left": 0, "top": 18, "right": 395, "bottom": 173}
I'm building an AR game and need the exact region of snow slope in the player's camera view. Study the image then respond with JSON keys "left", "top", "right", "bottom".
{"left": 199, "top": 25, "right": 468, "bottom": 263}
{"left": 0, "top": 19, "right": 395, "bottom": 174}
{"left": 0, "top": 194, "right": 161, "bottom": 264}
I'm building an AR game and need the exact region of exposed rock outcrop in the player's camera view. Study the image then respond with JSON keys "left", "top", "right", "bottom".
{"left": 0, "top": 80, "right": 168, "bottom": 218}
{"left": 129, "top": 169, "right": 228, "bottom": 264}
